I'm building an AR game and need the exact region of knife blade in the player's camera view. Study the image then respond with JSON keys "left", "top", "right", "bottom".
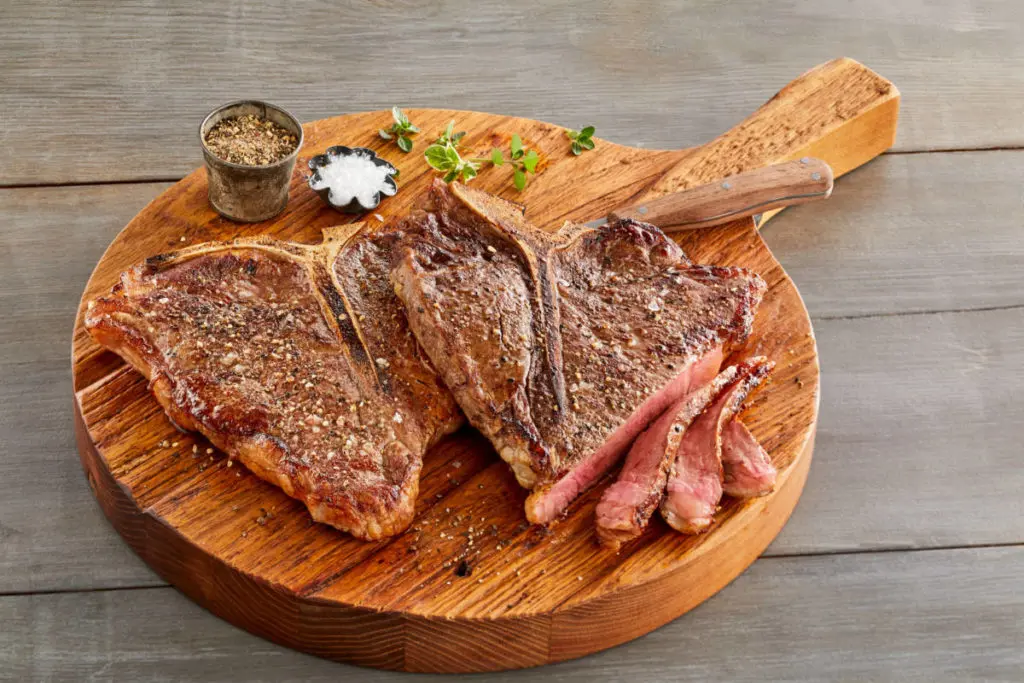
{"left": 585, "top": 158, "right": 833, "bottom": 232}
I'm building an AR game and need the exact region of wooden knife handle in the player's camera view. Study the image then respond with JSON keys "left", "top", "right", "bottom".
{"left": 611, "top": 158, "right": 833, "bottom": 232}
{"left": 631, "top": 57, "right": 899, "bottom": 229}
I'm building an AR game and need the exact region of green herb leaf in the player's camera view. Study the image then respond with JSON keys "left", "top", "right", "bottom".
{"left": 382, "top": 107, "right": 420, "bottom": 151}
{"left": 435, "top": 120, "right": 467, "bottom": 148}
{"left": 424, "top": 144, "right": 450, "bottom": 170}
{"left": 522, "top": 149, "right": 539, "bottom": 173}
{"left": 424, "top": 123, "right": 536, "bottom": 189}
{"left": 513, "top": 168, "right": 527, "bottom": 191}
{"left": 445, "top": 144, "right": 461, "bottom": 166}
{"left": 565, "top": 125, "right": 596, "bottom": 154}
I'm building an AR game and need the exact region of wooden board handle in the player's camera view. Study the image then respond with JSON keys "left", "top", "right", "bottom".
{"left": 611, "top": 158, "right": 833, "bottom": 232}
{"left": 636, "top": 57, "right": 900, "bottom": 227}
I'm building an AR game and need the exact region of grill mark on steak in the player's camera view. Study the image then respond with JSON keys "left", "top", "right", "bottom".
{"left": 392, "top": 180, "right": 767, "bottom": 524}
{"left": 85, "top": 229, "right": 462, "bottom": 540}
{"left": 660, "top": 357, "right": 774, "bottom": 535}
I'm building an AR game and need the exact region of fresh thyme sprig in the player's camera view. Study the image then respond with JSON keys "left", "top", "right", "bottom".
{"left": 423, "top": 126, "right": 540, "bottom": 190}
{"left": 489, "top": 134, "right": 540, "bottom": 190}
{"left": 424, "top": 139, "right": 480, "bottom": 182}
{"left": 565, "top": 125, "right": 596, "bottom": 155}
{"left": 436, "top": 120, "right": 466, "bottom": 148}
{"left": 378, "top": 106, "right": 420, "bottom": 153}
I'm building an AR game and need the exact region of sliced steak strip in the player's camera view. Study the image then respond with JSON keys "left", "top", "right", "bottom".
{"left": 527, "top": 346, "right": 722, "bottom": 525}
{"left": 392, "top": 180, "right": 766, "bottom": 524}
{"left": 660, "top": 357, "right": 773, "bottom": 534}
{"left": 85, "top": 228, "right": 461, "bottom": 540}
{"left": 721, "top": 419, "right": 777, "bottom": 498}
{"left": 595, "top": 365, "right": 740, "bottom": 549}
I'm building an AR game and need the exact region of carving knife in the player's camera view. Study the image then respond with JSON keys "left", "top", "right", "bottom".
{"left": 585, "top": 157, "right": 833, "bottom": 232}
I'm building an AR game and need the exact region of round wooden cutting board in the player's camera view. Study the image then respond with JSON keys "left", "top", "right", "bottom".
{"left": 71, "top": 59, "right": 898, "bottom": 673}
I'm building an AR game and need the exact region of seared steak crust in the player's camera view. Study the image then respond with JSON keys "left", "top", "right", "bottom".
{"left": 392, "top": 181, "right": 766, "bottom": 523}
{"left": 85, "top": 228, "right": 461, "bottom": 540}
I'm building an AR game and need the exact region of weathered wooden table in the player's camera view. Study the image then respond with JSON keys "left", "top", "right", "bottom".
{"left": 2, "top": 2, "right": 1022, "bottom": 680}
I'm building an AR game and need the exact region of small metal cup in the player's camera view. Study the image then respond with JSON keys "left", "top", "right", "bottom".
{"left": 199, "top": 100, "right": 304, "bottom": 223}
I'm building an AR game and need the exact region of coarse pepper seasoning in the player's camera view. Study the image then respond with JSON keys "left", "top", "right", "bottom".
{"left": 204, "top": 114, "right": 299, "bottom": 166}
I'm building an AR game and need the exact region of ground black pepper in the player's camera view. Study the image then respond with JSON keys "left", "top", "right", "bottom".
{"left": 204, "top": 114, "right": 298, "bottom": 165}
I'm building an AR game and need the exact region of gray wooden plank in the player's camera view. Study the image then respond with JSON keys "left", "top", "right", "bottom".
{"left": 767, "top": 305, "right": 1024, "bottom": 555}
{"left": 765, "top": 151, "right": 1024, "bottom": 319}
{"left": 0, "top": 183, "right": 172, "bottom": 593}
{"left": 3, "top": 0, "right": 1024, "bottom": 184}
{"left": 2, "top": 546, "right": 1021, "bottom": 681}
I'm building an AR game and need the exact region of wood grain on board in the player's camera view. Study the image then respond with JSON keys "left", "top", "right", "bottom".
{"left": 2, "top": 0, "right": 1021, "bottom": 185}
{"left": 65, "top": 58, "right": 901, "bottom": 671}
{"left": 3, "top": 547, "right": 1022, "bottom": 682}
{"left": 69, "top": 146, "right": 817, "bottom": 671}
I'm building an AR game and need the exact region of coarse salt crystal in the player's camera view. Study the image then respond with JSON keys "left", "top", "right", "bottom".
{"left": 309, "top": 150, "right": 396, "bottom": 208}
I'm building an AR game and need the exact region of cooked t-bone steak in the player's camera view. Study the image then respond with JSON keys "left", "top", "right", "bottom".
{"left": 595, "top": 367, "right": 738, "bottom": 549}
{"left": 392, "top": 180, "right": 767, "bottom": 524}
{"left": 85, "top": 226, "right": 461, "bottom": 540}
{"left": 661, "top": 357, "right": 773, "bottom": 534}
{"left": 721, "top": 419, "right": 777, "bottom": 498}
